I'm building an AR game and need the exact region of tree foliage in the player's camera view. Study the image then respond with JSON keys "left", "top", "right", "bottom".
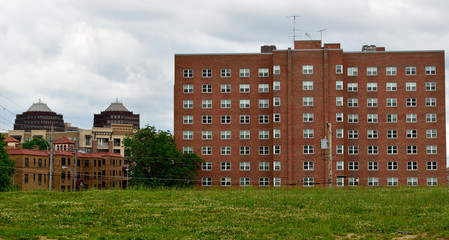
{"left": 22, "top": 137, "right": 50, "bottom": 150}
{"left": 0, "top": 135, "right": 15, "bottom": 191}
{"left": 124, "top": 126, "right": 203, "bottom": 187}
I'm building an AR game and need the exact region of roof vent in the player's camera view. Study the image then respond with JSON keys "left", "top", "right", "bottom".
{"left": 362, "top": 45, "right": 377, "bottom": 52}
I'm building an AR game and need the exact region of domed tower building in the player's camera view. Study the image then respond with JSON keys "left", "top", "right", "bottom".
{"left": 93, "top": 99, "right": 140, "bottom": 129}
{"left": 14, "top": 100, "right": 65, "bottom": 132}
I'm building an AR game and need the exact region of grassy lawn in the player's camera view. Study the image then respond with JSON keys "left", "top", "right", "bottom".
{"left": 0, "top": 187, "right": 448, "bottom": 239}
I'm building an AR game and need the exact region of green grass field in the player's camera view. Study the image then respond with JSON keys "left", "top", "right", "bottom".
{"left": 0, "top": 187, "right": 448, "bottom": 240}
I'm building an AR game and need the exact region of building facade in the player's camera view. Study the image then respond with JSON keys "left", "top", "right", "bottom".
{"left": 14, "top": 100, "right": 65, "bottom": 132}
{"left": 94, "top": 100, "right": 140, "bottom": 129}
{"left": 174, "top": 40, "right": 446, "bottom": 187}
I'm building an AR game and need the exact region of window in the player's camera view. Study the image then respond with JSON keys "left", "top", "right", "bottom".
{"left": 348, "top": 146, "right": 359, "bottom": 155}
{"left": 303, "top": 129, "right": 314, "bottom": 138}
{"left": 183, "top": 115, "right": 193, "bottom": 124}
{"left": 273, "top": 65, "right": 280, "bottom": 75}
{"left": 202, "top": 162, "right": 212, "bottom": 171}
{"left": 303, "top": 161, "right": 314, "bottom": 171}
{"left": 386, "top": 98, "right": 397, "bottom": 107}
{"left": 336, "top": 97, "right": 343, "bottom": 106}
{"left": 183, "top": 69, "right": 193, "bottom": 78}
{"left": 388, "top": 177, "right": 398, "bottom": 186}
{"left": 336, "top": 113, "right": 343, "bottom": 122}
{"left": 303, "top": 145, "right": 314, "bottom": 154}
{"left": 336, "top": 161, "right": 344, "bottom": 171}
{"left": 25, "top": 158, "right": 29, "bottom": 167}
{"left": 259, "top": 115, "right": 269, "bottom": 124}
{"left": 348, "top": 98, "right": 358, "bottom": 107}
{"left": 303, "top": 81, "right": 313, "bottom": 90}
{"left": 273, "top": 81, "right": 280, "bottom": 91}
{"left": 426, "top": 145, "right": 437, "bottom": 154}
{"left": 24, "top": 174, "right": 29, "bottom": 184}
{"left": 336, "top": 129, "right": 343, "bottom": 138}
{"left": 183, "top": 146, "right": 193, "bottom": 154}
{"left": 273, "top": 97, "right": 280, "bottom": 106}
{"left": 202, "top": 177, "right": 212, "bottom": 186}
{"left": 259, "top": 84, "right": 269, "bottom": 93}
{"left": 258, "top": 68, "right": 269, "bottom": 77}
{"left": 426, "top": 98, "right": 436, "bottom": 107}
{"left": 367, "top": 98, "right": 377, "bottom": 107}
{"left": 386, "top": 82, "right": 397, "bottom": 91}
{"left": 303, "top": 177, "right": 314, "bottom": 187}
{"left": 259, "top": 146, "right": 269, "bottom": 155}
{"left": 303, "top": 113, "right": 314, "bottom": 122}
{"left": 202, "top": 115, "right": 212, "bottom": 124}
{"left": 367, "top": 82, "right": 377, "bottom": 92}
{"left": 425, "top": 66, "right": 436, "bottom": 75}
{"left": 221, "top": 177, "right": 231, "bottom": 186}
{"left": 406, "top": 129, "right": 417, "bottom": 139}
{"left": 240, "top": 68, "right": 250, "bottom": 77}
{"left": 367, "top": 130, "right": 378, "bottom": 139}
{"left": 368, "top": 162, "right": 378, "bottom": 171}
{"left": 221, "top": 84, "right": 231, "bottom": 93}
{"left": 388, "top": 161, "right": 398, "bottom": 171}
{"left": 407, "top": 177, "right": 418, "bottom": 186}
{"left": 386, "top": 66, "right": 397, "bottom": 76}
{"left": 427, "top": 161, "right": 437, "bottom": 170}
{"left": 367, "top": 146, "right": 378, "bottom": 155}
{"left": 240, "top": 162, "right": 250, "bottom": 171}
{"left": 336, "top": 81, "right": 343, "bottom": 90}
{"left": 202, "top": 100, "right": 212, "bottom": 109}
{"left": 387, "top": 145, "right": 398, "bottom": 155}
{"left": 240, "top": 100, "right": 250, "bottom": 108}
{"left": 337, "top": 178, "right": 345, "bottom": 187}
{"left": 347, "top": 83, "right": 358, "bottom": 92}
{"left": 259, "top": 177, "right": 270, "bottom": 187}
{"left": 202, "top": 146, "right": 212, "bottom": 155}
{"left": 303, "top": 65, "right": 313, "bottom": 74}
{"left": 202, "top": 131, "right": 212, "bottom": 140}
{"left": 348, "top": 114, "right": 358, "bottom": 123}
{"left": 240, "top": 84, "right": 250, "bottom": 93}
{"left": 348, "top": 130, "right": 359, "bottom": 139}
{"left": 303, "top": 97, "right": 313, "bottom": 107}
{"left": 273, "top": 161, "right": 281, "bottom": 171}
{"left": 407, "top": 146, "right": 417, "bottom": 155}
{"left": 240, "top": 115, "right": 250, "bottom": 124}
{"left": 427, "top": 177, "right": 438, "bottom": 186}
{"left": 405, "top": 66, "right": 416, "bottom": 75}
{"left": 368, "top": 177, "right": 379, "bottom": 186}
{"left": 273, "top": 145, "right": 281, "bottom": 155}
{"left": 347, "top": 67, "right": 358, "bottom": 76}
{"left": 406, "top": 98, "right": 417, "bottom": 107}
{"left": 221, "top": 115, "right": 231, "bottom": 124}
{"left": 367, "top": 67, "right": 377, "bottom": 76}
{"left": 221, "top": 100, "right": 230, "bottom": 108}
{"left": 273, "top": 129, "right": 281, "bottom": 138}
{"left": 202, "top": 69, "right": 212, "bottom": 78}
{"left": 202, "top": 84, "right": 212, "bottom": 93}
{"left": 274, "top": 178, "right": 281, "bottom": 187}
{"left": 183, "top": 100, "right": 193, "bottom": 109}
{"left": 240, "top": 130, "right": 250, "bottom": 140}
{"left": 406, "top": 114, "right": 417, "bottom": 123}
{"left": 426, "top": 82, "right": 436, "bottom": 91}
{"left": 183, "top": 84, "right": 193, "bottom": 93}
{"left": 273, "top": 113, "right": 280, "bottom": 122}
{"left": 348, "top": 161, "right": 359, "bottom": 170}
{"left": 221, "top": 68, "right": 231, "bottom": 78}
{"left": 336, "top": 65, "right": 343, "bottom": 74}
{"left": 426, "top": 113, "right": 437, "bottom": 123}
{"left": 183, "top": 131, "right": 193, "bottom": 140}
{"left": 237, "top": 177, "right": 249, "bottom": 187}
{"left": 221, "top": 131, "right": 231, "bottom": 140}
{"left": 259, "top": 99, "right": 269, "bottom": 108}
{"left": 259, "top": 162, "right": 270, "bottom": 171}
{"left": 406, "top": 82, "right": 416, "bottom": 91}
{"left": 387, "top": 114, "right": 397, "bottom": 123}
{"left": 240, "top": 146, "right": 250, "bottom": 155}
{"left": 426, "top": 129, "right": 437, "bottom": 139}
{"left": 259, "top": 130, "right": 269, "bottom": 140}
{"left": 221, "top": 162, "right": 231, "bottom": 171}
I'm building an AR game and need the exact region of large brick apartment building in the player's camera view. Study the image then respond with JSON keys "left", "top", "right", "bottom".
{"left": 174, "top": 40, "right": 446, "bottom": 187}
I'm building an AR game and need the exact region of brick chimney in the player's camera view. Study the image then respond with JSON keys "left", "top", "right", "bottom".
{"left": 261, "top": 45, "right": 277, "bottom": 53}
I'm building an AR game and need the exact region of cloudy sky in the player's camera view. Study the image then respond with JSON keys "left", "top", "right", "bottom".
{"left": 1, "top": 0, "right": 448, "bottom": 134}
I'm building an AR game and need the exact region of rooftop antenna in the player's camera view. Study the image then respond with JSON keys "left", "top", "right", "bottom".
{"left": 317, "top": 29, "right": 327, "bottom": 46}
{"left": 287, "top": 15, "right": 300, "bottom": 44}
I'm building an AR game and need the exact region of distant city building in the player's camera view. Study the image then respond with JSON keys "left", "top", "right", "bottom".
{"left": 14, "top": 100, "right": 65, "bottom": 132}
{"left": 94, "top": 100, "right": 140, "bottom": 129}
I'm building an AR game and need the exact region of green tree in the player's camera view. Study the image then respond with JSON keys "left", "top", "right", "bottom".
{"left": 124, "top": 126, "right": 202, "bottom": 187}
{"left": 22, "top": 137, "right": 50, "bottom": 150}
{"left": 0, "top": 135, "right": 15, "bottom": 191}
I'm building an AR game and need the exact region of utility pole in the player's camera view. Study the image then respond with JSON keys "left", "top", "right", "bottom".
{"left": 73, "top": 139, "right": 79, "bottom": 192}
{"left": 49, "top": 125, "right": 54, "bottom": 191}
{"left": 327, "top": 122, "right": 333, "bottom": 188}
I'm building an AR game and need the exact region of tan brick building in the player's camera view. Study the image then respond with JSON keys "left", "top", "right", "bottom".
{"left": 174, "top": 40, "right": 446, "bottom": 187}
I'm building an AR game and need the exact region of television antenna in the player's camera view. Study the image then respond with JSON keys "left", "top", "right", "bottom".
{"left": 317, "top": 29, "right": 327, "bottom": 43}
{"left": 287, "top": 15, "right": 300, "bottom": 44}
